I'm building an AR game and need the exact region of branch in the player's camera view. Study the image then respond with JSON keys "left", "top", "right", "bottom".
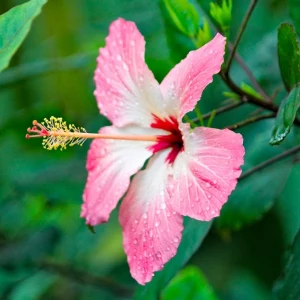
{"left": 227, "top": 43, "right": 270, "bottom": 101}
{"left": 224, "top": 0, "right": 259, "bottom": 75}
{"left": 240, "top": 145, "right": 300, "bottom": 180}
{"left": 191, "top": 101, "right": 245, "bottom": 123}
{"left": 226, "top": 113, "right": 275, "bottom": 130}
{"left": 40, "top": 260, "right": 134, "bottom": 297}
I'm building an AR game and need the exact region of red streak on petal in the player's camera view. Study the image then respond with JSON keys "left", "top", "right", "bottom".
{"left": 149, "top": 114, "right": 183, "bottom": 164}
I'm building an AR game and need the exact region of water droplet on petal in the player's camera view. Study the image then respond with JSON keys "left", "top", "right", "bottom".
{"left": 160, "top": 203, "right": 166, "bottom": 210}
{"left": 133, "top": 239, "right": 138, "bottom": 245}
{"left": 155, "top": 221, "right": 160, "bottom": 227}
{"left": 205, "top": 182, "right": 211, "bottom": 188}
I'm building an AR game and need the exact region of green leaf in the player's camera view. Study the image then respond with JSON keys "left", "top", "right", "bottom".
{"left": 210, "top": 0, "right": 232, "bottom": 35}
{"left": 277, "top": 23, "right": 300, "bottom": 91}
{"left": 216, "top": 120, "right": 293, "bottom": 230}
{"left": 289, "top": 0, "right": 300, "bottom": 36}
{"left": 270, "top": 84, "right": 300, "bottom": 145}
{"left": 0, "top": 0, "right": 47, "bottom": 72}
{"left": 273, "top": 230, "right": 300, "bottom": 300}
{"left": 196, "top": 18, "right": 212, "bottom": 47}
{"left": 240, "top": 82, "right": 263, "bottom": 101}
{"left": 134, "top": 219, "right": 211, "bottom": 300}
{"left": 223, "top": 269, "right": 270, "bottom": 300}
{"left": 163, "top": 0, "right": 199, "bottom": 37}
{"left": 162, "top": 266, "right": 217, "bottom": 300}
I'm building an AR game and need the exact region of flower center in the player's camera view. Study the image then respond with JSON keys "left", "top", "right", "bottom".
{"left": 149, "top": 115, "right": 184, "bottom": 163}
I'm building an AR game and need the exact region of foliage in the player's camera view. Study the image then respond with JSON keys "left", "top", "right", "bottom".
{"left": 270, "top": 84, "right": 300, "bottom": 145}
{"left": 0, "top": 0, "right": 300, "bottom": 299}
{"left": 0, "top": 0, "right": 47, "bottom": 72}
{"left": 273, "top": 230, "right": 300, "bottom": 299}
{"left": 277, "top": 23, "right": 300, "bottom": 92}
{"left": 162, "top": 266, "right": 217, "bottom": 300}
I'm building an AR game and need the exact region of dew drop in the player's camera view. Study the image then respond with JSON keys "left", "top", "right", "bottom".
{"left": 155, "top": 221, "right": 160, "bottom": 227}
{"left": 143, "top": 212, "right": 148, "bottom": 219}
{"left": 133, "top": 239, "right": 138, "bottom": 245}
{"left": 173, "top": 237, "right": 179, "bottom": 243}
{"left": 205, "top": 182, "right": 211, "bottom": 188}
{"left": 213, "top": 180, "right": 217, "bottom": 184}
{"left": 160, "top": 203, "right": 166, "bottom": 210}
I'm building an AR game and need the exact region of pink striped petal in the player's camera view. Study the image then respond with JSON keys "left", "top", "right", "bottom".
{"left": 169, "top": 125, "right": 244, "bottom": 221}
{"left": 119, "top": 151, "right": 183, "bottom": 285}
{"left": 160, "top": 34, "right": 226, "bottom": 118}
{"left": 81, "top": 126, "right": 159, "bottom": 226}
{"left": 94, "top": 18, "right": 167, "bottom": 127}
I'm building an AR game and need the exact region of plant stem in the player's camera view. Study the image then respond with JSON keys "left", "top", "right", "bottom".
{"left": 224, "top": 0, "right": 259, "bottom": 75}
{"left": 240, "top": 145, "right": 300, "bottom": 180}
{"left": 227, "top": 42, "right": 270, "bottom": 101}
{"left": 192, "top": 101, "right": 244, "bottom": 123}
{"left": 40, "top": 260, "right": 134, "bottom": 297}
{"left": 226, "top": 113, "right": 275, "bottom": 130}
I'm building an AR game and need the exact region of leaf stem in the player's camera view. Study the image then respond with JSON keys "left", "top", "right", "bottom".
{"left": 192, "top": 101, "right": 245, "bottom": 123}
{"left": 224, "top": 0, "right": 259, "bottom": 75}
{"left": 226, "top": 113, "right": 275, "bottom": 130}
{"left": 240, "top": 145, "right": 300, "bottom": 180}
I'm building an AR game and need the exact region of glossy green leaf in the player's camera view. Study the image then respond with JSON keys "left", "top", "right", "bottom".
{"left": 0, "top": 0, "right": 47, "bottom": 72}
{"left": 270, "top": 84, "right": 300, "bottom": 145}
{"left": 289, "top": 0, "right": 300, "bottom": 36}
{"left": 273, "top": 230, "right": 300, "bottom": 299}
{"left": 134, "top": 219, "right": 211, "bottom": 300}
{"left": 277, "top": 23, "right": 300, "bottom": 91}
{"left": 162, "top": 266, "right": 217, "bottom": 300}
{"left": 216, "top": 120, "right": 293, "bottom": 230}
{"left": 163, "top": 0, "right": 199, "bottom": 37}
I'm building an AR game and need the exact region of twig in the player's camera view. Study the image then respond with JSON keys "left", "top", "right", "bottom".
{"left": 227, "top": 43, "right": 270, "bottom": 101}
{"left": 40, "top": 260, "right": 134, "bottom": 297}
{"left": 220, "top": 71, "right": 279, "bottom": 112}
{"left": 240, "top": 145, "right": 300, "bottom": 180}
{"left": 226, "top": 113, "right": 275, "bottom": 130}
{"left": 192, "top": 101, "right": 244, "bottom": 123}
{"left": 224, "top": 0, "right": 259, "bottom": 75}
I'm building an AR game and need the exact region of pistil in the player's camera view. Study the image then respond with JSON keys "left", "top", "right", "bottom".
{"left": 26, "top": 117, "right": 158, "bottom": 150}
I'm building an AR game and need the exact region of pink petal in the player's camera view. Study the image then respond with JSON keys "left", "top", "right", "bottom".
{"left": 160, "top": 34, "right": 226, "bottom": 119}
{"left": 81, "top": 125, "right": 159, "bottom": 226}
{"left": 94, "top": 18, "right": 167, "bottom": 127}
{"left": 119, "top": 151, "right": 183, "bottom": 285}
{"left": 169, "top": 125, "right": 244, "bottom": 221}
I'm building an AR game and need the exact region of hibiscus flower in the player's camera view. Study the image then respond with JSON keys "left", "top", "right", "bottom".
{"left": 80, "top": 18, "right": 244, "bottom": 285}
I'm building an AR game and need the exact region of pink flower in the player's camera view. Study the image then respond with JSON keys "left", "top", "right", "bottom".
{"left": 81, "top": 18, "right": 244, "bottom": 285}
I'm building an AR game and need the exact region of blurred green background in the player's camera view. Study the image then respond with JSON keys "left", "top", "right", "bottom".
{"left": 0, "top": 0, "right": 299, "bottom": 299}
